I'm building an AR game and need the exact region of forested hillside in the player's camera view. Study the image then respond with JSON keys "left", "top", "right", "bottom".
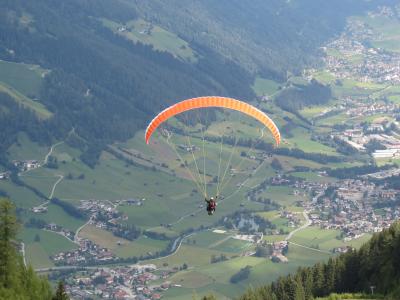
{"left": 0, "top": 0, "right": 254, "bottom": 168}
{"left": 133, "top": 0, "right": 398, "bottom": 76}
{"left": 0, "top": 197, "right": 68, "bottom": 299}
{"left": 0, "top": 0, "right": 397, "bottom": 169}
{"left": 239, "top": 222, "right": 400, "bottom": 300}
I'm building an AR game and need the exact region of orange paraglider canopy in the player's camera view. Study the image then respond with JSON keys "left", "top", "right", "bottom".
{"left": 145, "top": 96, "right": 280, "bottom": 146}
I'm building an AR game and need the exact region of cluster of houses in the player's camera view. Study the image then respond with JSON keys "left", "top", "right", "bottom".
{"left": 270, "top": 241, "right": 289, "bottom": 263}
{"left": 51, "top": 199, "right": 146, "bottom": 266}
{"left": 65, "top": 264, "right": 183, "bottom": 300}
{"left": 345, "top": 102, "right": 398, "bottom": 119}
{"left": 78, "top": 200, "right": 128, "bottom": 232}
{"left": 305, "top": 178, "right": 400, "bottom": 240}
{"left": 45, "top": 223, "right": 75, "bottom": 241}
{"left": 265, "top": 173, "right": 399, "bottom": 243}
{"left": 52, "top": 238, "right": 116, "bottom": 266}
{"left": 0, "top": 171, "right": 10, "bottom": 180}
{"left": 280, "top": 210, "right": 301, "bottom": 228}
{"left": 31, "top": 205, "right": 47, "bottom": 213}
{"left": 13, "top": 160, "right": 41, "bottom": 172}
{"left": 178, "top": 144, "right": 198, "bottom": 152}
{"left": 323, "top": 15, "right": 400, "bottom": 84}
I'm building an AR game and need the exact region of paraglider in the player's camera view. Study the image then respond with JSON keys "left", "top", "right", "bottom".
{"left": 205, "top": 195, "right": 217, "bottom": 215}
{"left": 145, "top": 96, "right": 281, "bottom": 146}
{"left": 145, "top": 96, "right": 280, "bottom": 216}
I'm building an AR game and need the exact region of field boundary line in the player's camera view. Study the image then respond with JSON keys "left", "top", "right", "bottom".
{"left": 289, "top": 241, "right": 331, "bottom": 254}
{"left": 208, "top": 235, "right": 233, "bottom": 249}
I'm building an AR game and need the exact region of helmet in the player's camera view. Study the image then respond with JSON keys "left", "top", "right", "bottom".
{"left": 210, "top": 197, "right": 214, "bottom": 200}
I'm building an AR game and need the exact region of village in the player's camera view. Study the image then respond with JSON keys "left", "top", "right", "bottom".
{"left": 30, "top": 199, "right": 146, "bottom": 266}
{"left": 322, "top": 9, "right": 400, "bottom": 85}
{"left": 302, "top": 178, "right": 400, "bottom": 241}
{"left": 65, "top": 264, "right": 178, "bottom": 300}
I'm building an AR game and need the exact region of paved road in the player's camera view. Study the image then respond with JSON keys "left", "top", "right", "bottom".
{"left": 285, "top": 210, "right": 311, "bottom": 241}
{"left": 74, "top": 216, "right": 93, "bottom": 243}
{"left": 44, "top": 141, "right": 64, "bottom": 164}
{"left": 49, "top": 174, "right": 63, "bottom": 199}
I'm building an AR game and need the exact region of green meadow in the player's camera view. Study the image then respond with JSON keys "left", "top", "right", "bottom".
{"left": 252, "top": 77, "right": 281, "bottom": 96}
{"left": 19, "top": 228, "right": 78, "bottom": 269}
{"left": 101, "top": 18, "right": 197, "bottom": 62}
{"left": 0, "top": 60, "right": 52, "bottom": 119}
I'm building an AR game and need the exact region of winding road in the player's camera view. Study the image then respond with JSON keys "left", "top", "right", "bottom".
{"left": 20, "top": 140, "right": 66, "bottom": 265}
{"left": 285, "top": 210, "right": 311, "bottom": 241}
{"left": 49, "top": 175, "right": 63, "bottom": 199}
{"left": 74, "top": 215, "right": 93, "bottom": 243}
{"left": 44, "top": 141, "right": 64, "bottom": 165}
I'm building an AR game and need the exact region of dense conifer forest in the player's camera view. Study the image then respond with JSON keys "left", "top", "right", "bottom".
{"left": 0, "top": 198, "right": 68, "bottom": 299}
{"left": 238, "top": 222, "right": 400, "bottom": 300}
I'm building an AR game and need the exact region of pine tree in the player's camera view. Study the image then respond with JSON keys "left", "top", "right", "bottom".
{"left": 294, "top": 277, "right": 306, "bottom": 300}
{"left": 312, "top": 263, "right": 325, "bottom": 297}
{"left": 0, "top": 198, "right": 53, "bottom": 299}
{"left": 0, "top": 198, "right": 19, "bottom": 288}
{"left": 53, "top": 281, "right": 69, "bottom": 300}
{"left": 324, "top": 258, "right": 336, "bottom": 293}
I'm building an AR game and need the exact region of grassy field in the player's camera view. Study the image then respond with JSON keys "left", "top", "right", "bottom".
{"left": 210, "top": 237, "right": 252, "bottom": 253}
{"left": 316, "top": 112, "right": 348, "bottom": 126}
{"left": 375, "top": 158, "right": 400, "bottom": 167}
{"left": 19, "top": 228, "right": 78, "bottom": 268}
{"left": 148, "top": 244, "right": 234, "bottom": 268}
{"left": 79, "top": 225, "right": 169, "bottom": 258}
{"left": 331, "top": 80, "right": 382, "bottom": 99}
{"left": 0, "top": 180, "right": 43, "bottom": 208}
{"left": 184, "top": 230, "right": 231, "bottom": 249}
{"left": 252, "top": 77, "right": 281, "bottom": 96}
{"left": 299, "top": 104, "right": 334, "bottom": 119}
{"left": 257, "top": 185, "right": 302, "bottom": 207}
{"left": 25, "top": 243, "right": 54, "bottom": 269}
{"left": 0, "top": 60, "right": 51, "bottom": 119}
{"left": 277, "top": 155, "right": 326, "bottom": 170}
{"left": 22, "top": 203, "right": 86, "bottom": 232}
{"left": 290, "top": 226, "right": 371, "bottom": 251}
{"left": 243, "top": 163, "right": 276, "bottom": 187}
{"left": 312, "top": 70, "right": 337, "bottom": 84}
{"left": 101, "top": 18, "right": 196, "bottom": 62}
{"left": 284, "top": 128, "right": 339, "bottom": 156}
{"left": 257, "top": 210, "right": 280, "bottom": 220}
{"left": 114, "top": 236, "right": 169, "bottom": 258}
{"left": 0, "top": 59, "right": 47, "bottom": 97}
{"left": 162, "top": 244, "right": 331, "bottom": 299}
{"left": 291, "top": 171, "right": 337, "bottom": 183}
{"left": 7, "top": 132, "right": 49, "bottom": 162}
{"left": 21, "top": 175, "right": 60, "bottom": 198}
{"left": 145, "top": 226, "right": 179, "bottom": 239}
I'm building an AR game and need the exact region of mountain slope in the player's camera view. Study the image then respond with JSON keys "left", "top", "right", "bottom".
{"left": 0, "top": 0, "right": 397, "bottom": 169}
{"left": 133, "top": 0, "right": 399, "bottom": 76}
{"left": 239, "top": 222, "right": 400, "bottom": 300}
